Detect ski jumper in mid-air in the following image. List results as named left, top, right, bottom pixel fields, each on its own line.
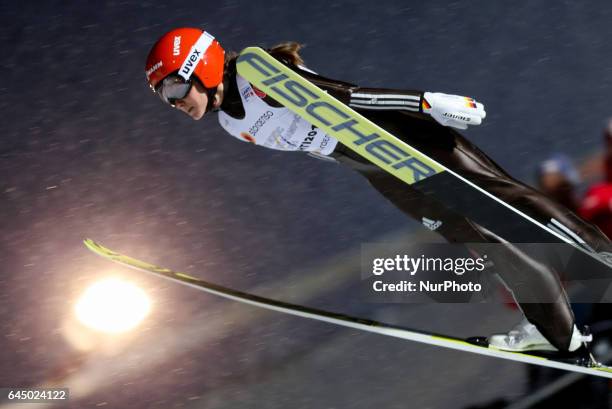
left=144, top=27, right=611, bottom=353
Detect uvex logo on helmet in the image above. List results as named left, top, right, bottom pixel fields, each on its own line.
left=180, top=49, right=203, bottom=80
left=173, top=36, right=181, bottom=56
left=176, top=31, right=216, bottom=82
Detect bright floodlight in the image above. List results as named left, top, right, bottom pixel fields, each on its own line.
left=75, top=278, right=151, bottom=334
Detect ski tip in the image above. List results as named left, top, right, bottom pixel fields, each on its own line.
left=83, top=238, right=97, bottom=250
left=83, top=238, right=108, bottom=255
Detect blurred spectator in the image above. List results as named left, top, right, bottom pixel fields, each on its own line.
left=579, top=119, right=612, bottom=239
left=536, top=153, right=581, bottom=212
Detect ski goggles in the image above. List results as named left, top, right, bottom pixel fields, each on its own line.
left=155, top=74, right=193, bottom=106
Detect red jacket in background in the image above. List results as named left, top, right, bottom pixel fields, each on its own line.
left=580, top=183, right=612, bottom=239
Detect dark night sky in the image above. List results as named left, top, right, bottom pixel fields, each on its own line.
left=2, top=1, right=612, bottom=408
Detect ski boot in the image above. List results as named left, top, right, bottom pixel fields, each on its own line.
left=488, top=318, right=593, bottom=352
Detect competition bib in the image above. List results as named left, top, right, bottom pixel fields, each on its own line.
left=218, top=74, right=337, bottom=155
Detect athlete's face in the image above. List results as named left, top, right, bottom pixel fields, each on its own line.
left=174, top=81, right=224, bottom=121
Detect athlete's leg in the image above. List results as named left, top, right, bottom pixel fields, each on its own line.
left=475, top=225, right=576, bottom=351
left=393, top=119, right=605, bottom=350
left=332, top=148, right=577, bottom=350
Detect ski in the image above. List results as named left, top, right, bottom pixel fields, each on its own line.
left=236, top=47, right=612, bottom=278
left=84, top=238, right=612, bottom=379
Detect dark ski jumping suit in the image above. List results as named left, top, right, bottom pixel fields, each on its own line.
left=219, top=52, right=612, bottom=352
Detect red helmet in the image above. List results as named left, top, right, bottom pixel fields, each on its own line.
left=145, top=28, right=225, bottom=90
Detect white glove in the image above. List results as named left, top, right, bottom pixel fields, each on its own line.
left=422, top=92, right=486, bottom=130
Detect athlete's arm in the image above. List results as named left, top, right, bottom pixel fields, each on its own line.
left=286, top=64, right=486, bottom=130
left=262, top=52, right=486, bottom=130
left=345, top=84, right=486, bottom=130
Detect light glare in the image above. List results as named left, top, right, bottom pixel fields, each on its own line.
left=75, top=278, right=151, bottom=334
